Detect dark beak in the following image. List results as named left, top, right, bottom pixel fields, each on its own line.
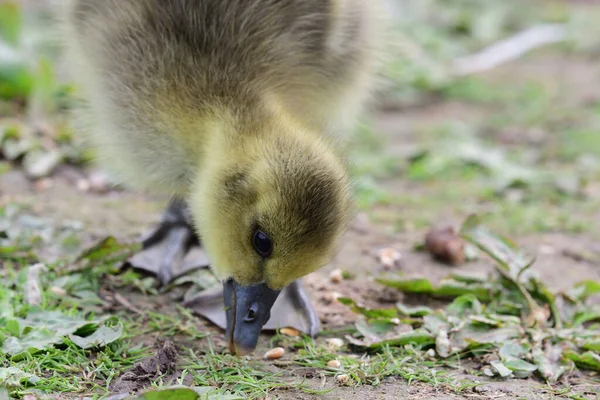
left=223, top=279, right=281, bottom=355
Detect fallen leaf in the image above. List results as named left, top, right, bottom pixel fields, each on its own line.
left=396, top=303, right=433, bottom=317
left=0, top=367, right=40, bottom=387
left=533, top=345, right=567, bottom=384
left=346, top=317, right=434, bottom=350
left=567, top=280, right=600, bottom=302
left=338, top=297, right=398, bottom=319
left=24, top=263, right=45, bottom=306
left=133, top=386, right=242, bottom=400
left=435, top=329, right=451, bottom=358
left=69, top=321, right=123, bottom=349
left=564, top=351, right=600, bottom=371
left=503, top=358, right=537, bottom=378
left=490, top=360, right=513, bottom=378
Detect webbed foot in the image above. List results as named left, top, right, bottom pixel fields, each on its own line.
left=127, top=198, right=209, bottom=286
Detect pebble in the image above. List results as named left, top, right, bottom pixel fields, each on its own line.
left=264, top=347, right=285, bottom=360
left=76, top=178, right=91, bottom=192
left=323, top=291, right=343, bottom=304
left=325, top=338, right=344, bottom=352
left=336, top=374, right=350, bottom=384
left=378, top=247, right=401, bottom=269
left=329, top=268, right=343, bottom=283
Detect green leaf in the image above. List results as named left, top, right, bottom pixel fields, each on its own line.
left=136, top=387, right=199, bottom=400
left=2, top=329, right=58, bottom=356
left=1, top=310, right=104, bottom=356
left=377, top=277, right=491, bottom=301
left=0, top=367, right=39, bottom=388
left=69, top=321, right=123, bottom=349
left=134, top=386, right=243, bottom=400
left=564, top=351, right=600, bottom=371
left=572, top=308, right=600, bottom=326
left=396, top=303, right=433, bottom=317
left=71, top=236, right=141, bottom=271
left=450, top=325, right=521, bottom=352
left=347, top=318, right=434, bottom=350
left=533, top=346, right=567, bottom=384
left=5, top=319, right=19, bottom=337
left=447, top=294, right=483, bottom=317
left=567, top=280, right=600, bottom=302
left=503, top=358, right=537, bottom=378
left=377, top=277, right=435, bottom=294
left=499, top=342, right=530, bottom=360
left=0, top=43, right=31, bottom=99
left=490, top=360, right=513, bottom=378
left=582, top=340, right=600, bottom=352
left=0, top=2, right=22, bottom=45
left=338, top=298, right=398, bottom=319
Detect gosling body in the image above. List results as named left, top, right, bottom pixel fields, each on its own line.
left=63, top=0, right=382, bottom=354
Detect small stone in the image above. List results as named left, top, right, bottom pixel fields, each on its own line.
left=23, top=149, right=62, bottom=179
left=88, top=170, right=112, bottom=193
left=264, top=347, right=285, bottom=360
left=336, top=374, right=350, bottom=384
left=76, top=178, right=90, bottom=192
left=280, top=327, right=301, bottom=337
left=424, top=225, right=465, bottom=265
left=378, top=247, right=401, bottom=269
left=325, top=338, right=344, bottom=352
left=426, top=348, right=436, bottom=358
left=323, top=291, right=343, bottom=304
left=327, top=359, right=341, bottom=368
left=329, top=268, right=343, bottom=283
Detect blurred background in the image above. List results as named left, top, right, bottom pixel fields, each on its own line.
left=2, top=0, right=600, bottom=240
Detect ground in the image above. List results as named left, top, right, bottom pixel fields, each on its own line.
left=2, top=1, right=600, bottom=399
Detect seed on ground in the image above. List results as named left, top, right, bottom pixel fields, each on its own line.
left=264, top=347, right=285, bottom=360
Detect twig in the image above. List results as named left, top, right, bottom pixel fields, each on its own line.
left=114, top=292, right=145, bottom=316
left=452, top=24, right=568, bottom=76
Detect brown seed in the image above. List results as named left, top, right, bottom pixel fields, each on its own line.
left=378, top=247, right=401, bottom=269
left=327, top=359, right=341, bottom=368
left=336, top=374, right=350, bottom=384
left=329, top=268, right=343, bottom=283
left=49, top=286, right=67, bottom=296
left=280, top=327, right=301, bottom=337
left=264, top=347, right=285, bottom=360
left=424, top=226, right=465, bottom=265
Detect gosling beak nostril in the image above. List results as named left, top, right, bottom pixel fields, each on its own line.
left=244, top=304, right=258, bottom=322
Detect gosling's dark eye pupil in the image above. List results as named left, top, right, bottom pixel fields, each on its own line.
left=252, top=230, right=273, bottom=257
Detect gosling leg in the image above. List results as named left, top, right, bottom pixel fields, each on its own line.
left=127, top=198, right=209, bottom=286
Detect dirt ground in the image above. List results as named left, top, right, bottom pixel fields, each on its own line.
left=3, top=48, right=600, bottom=398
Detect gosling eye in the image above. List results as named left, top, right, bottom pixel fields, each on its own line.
left=252, top=230, right=273, bottom=258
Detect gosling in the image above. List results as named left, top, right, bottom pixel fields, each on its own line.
left=63, top=0, right=382, bottom=355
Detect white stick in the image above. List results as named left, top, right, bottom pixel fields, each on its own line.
left=452, top=24, right=568, bottom=76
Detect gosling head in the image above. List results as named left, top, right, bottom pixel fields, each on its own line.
left=191, top=124, right=353, bottom=355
